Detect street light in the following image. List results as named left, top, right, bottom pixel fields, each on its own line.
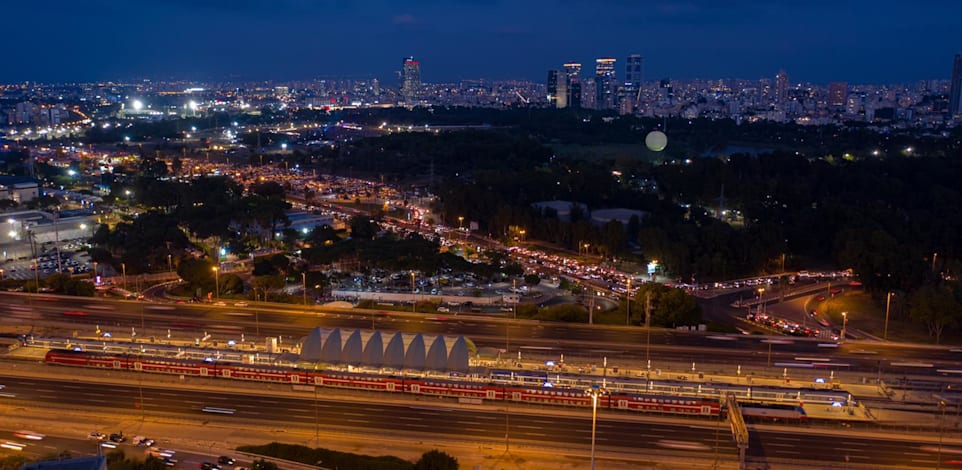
left=167, top=254, right=173, bottom=274
left=302, top=272, right=308, bottom=306
left=122, top=263, right=127, bottom=292
left=757, top=287, right=766, bottom=315
left=883, top=291, right=894, bottom=340
left=841, top=311, right=848, bottom=342
left=410, top=271, right=416, bottom=313
left=586, top=385, right=607, bottom=470
left=626, top=278, right=631, bottom=326
left=458, top=216, right=464, bottom=230
left=938, top=400, right=947, bottom=470
left=213, top=267, right=220, bottom=299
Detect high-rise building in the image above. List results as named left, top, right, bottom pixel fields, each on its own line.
left=625, top=54, right=643, bottom=93
left=774, top=69, right=789, bottom=104
left=400, top=57, right=421, bottom=104
left=595, top=57, right=616, bottom=110
left=950, top=53, right=962, bottom=117
left=547, top=70, right=560, bottom=107
left=564, top=62, right=582, bottom=108
left=582, top=77, right=597, bottom=109
left=828, top=82, right=848, bottom=107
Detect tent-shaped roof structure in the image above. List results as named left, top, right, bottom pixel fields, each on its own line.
left=298, top=328, right=471, bottom=372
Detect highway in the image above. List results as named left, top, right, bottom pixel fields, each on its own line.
left=0, top=374, right=738, bottom=462
left=4, top=292, right=962, bottom=381
left=1, top=373, right=958, bottom=468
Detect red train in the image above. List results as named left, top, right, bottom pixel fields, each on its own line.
left=43, top=349, right=721, bottom=417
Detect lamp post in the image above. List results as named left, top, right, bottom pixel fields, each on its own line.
left=410, top=271, right=416, bottom=313
left=0, top=269, right=4, bottom=281
left=883, top=292, right=894, bottom=340
left=938, top=400, right=947, bottom=470
left=33, top=258, right=39, bottom=291
left=587, top=385, right=606, bottom=470
left=626, top=278, right=631, bottom=326
left=122, top=263, right=127, bottom=292
left=302, top=272, right=308, bottom=306
left=167, top=254, right=173, bottom=274
left=841, top=311, right=847, bottom=342
left=213, top=267, right=220, bottom=299
left=757, top=287, right=766, bottom=315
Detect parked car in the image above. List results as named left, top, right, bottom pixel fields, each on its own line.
left=217, top=456, right=235, bottom=465
left=87, top=432, right=106, bottom=441
left=109, top=432, right=126, bottom=443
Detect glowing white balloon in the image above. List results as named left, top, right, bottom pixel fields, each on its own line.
left=645, top=131, right=667, bottom=152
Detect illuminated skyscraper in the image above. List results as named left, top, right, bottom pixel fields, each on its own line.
left=774, top=69, right=789, bottom=104
left=950, top=54, right=962, bottom=117
left=625, top=54, right=643, bottom=92
left=547, top=70, right=560, bottom=107
left=595, top=57, right=616, bottom=110
left=400, top=57, right=421, bottom=105
left=564, top=62, right=582, bottom=108
left=828, top=82, right=848, bottom=107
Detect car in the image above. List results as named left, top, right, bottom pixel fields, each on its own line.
left=108, top=432, right=126, bottom=443
left=13, top=431, right=43, bottom=440
left=132, top=436, right=155, bottom=446
left=233, top=302, right=248, bottom=307
left=213, top=301, right=226, bottom=307
left=63, top=311, right=88, bottom=317
left=146, top=448, right=176, bottom=458
left=162, top=458, right=178, bottom=467
left=87, top=432, right=106, bottom=441
left=217, top=456, right=235, bottom=465
left=200, top=463, right=220, bottom=470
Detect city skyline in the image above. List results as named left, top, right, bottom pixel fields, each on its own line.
left=3, top=0, right=961, bottom=85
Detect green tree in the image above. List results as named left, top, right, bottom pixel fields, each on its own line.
left=909, top=284, right=961, bottom=344
left=415, top=450, right=459, bottom=470
left=177, top=258, right=215, bottom=291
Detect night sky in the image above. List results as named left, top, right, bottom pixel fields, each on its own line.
left=5, top=0, right=961, bottom=85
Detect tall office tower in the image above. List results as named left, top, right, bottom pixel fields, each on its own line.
left=950, top=53, right=962, bottom=117
left=625, top=54, right=643, bottom=94
left=774, top=69, right=789, bottom=104
left=400, top=56, right=421, bottom=104
left=547, top=70, right=560, bottom=107
left=828, top=82, right=849, bottom=107
left=581, top=78, right=597, bottom=109
left=569, top=82, right=582, bottom=109
left=564, top=62, right=582, bottom=108
left=595, top=57, right=616, bottom=110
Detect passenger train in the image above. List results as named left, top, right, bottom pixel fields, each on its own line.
left=44, top=349, right=721, bottom=417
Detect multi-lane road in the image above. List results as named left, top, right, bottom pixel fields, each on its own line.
left=1, top=373, right=959, bottom=468
left=4, top=292, right=962, bottom=381
left=5, top=291, right=962, bottom=467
